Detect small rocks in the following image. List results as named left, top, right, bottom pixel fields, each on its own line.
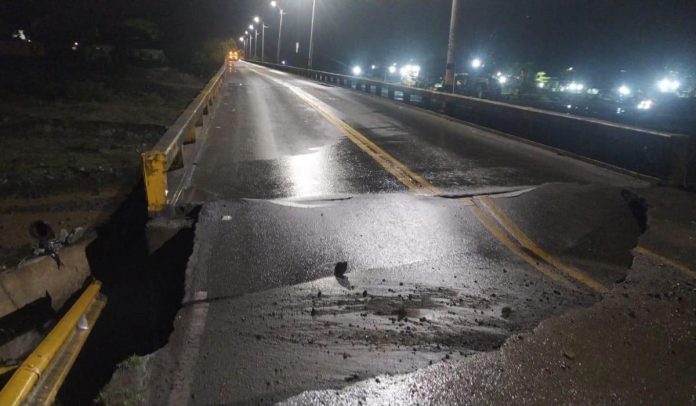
left=501, top=306, right=513, bottom=318
left=562, top=349, right=576, bottom=360
left=344, top=373, right=360, bottom=382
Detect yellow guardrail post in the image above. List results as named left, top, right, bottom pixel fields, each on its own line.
left=142, top=151, right=168, bottom=213
left=0, top=281, right=102, bottom=406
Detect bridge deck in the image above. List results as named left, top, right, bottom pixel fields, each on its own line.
left=137, top=61, right=695, bottom=405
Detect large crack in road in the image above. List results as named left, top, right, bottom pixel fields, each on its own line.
left=89, top=182, right=670, bottom=405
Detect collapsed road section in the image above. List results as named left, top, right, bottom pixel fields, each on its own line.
left=96, top=180, right=696, bottom=405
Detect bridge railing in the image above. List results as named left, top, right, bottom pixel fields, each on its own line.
left=141, top=64, right=226, bottom=213
left=248, top=60, right=694, bottom=188
left=0, top=281, right=105, bottom=406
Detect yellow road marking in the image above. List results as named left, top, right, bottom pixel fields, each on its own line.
left=246, top=63, right=607, bottom=293
left=250, top=65, right=437, bottom=194
left=476, top=196, right=608, bottom=293
left=634, top=246, right=696, bottom=279
left=463, top=198, right=578, bottom=290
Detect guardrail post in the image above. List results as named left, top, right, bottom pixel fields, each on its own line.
left=375, top=85, right=382, bottom=97
left=388, top=87, right=395, bottom=99
left=403, top=92, right=411, bottom=103
left=142, top=152, right=168, bottom=213
left=364, top=83, right=371, bottom=93
left=422, top=95, right=431, bottom=109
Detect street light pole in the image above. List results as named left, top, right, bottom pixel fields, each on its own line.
left=261, top=23, right=269, bottom=62
left=308, top=0, right=316, bottom=68
left=444, top=0, right=460, bottom=92
left=254, top=29, right=259, bottom=59
left=271, top=2, right=285, bottom=64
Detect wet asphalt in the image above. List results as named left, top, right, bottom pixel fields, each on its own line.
left=140, top=62, right=670, bottom=405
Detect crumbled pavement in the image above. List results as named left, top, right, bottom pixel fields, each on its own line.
left=280, top=257, right=696, bottom=405
left=280, top=187, right=696, bottom=405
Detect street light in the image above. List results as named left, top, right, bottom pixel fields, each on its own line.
left=352, top=66, right=362, bottom=76
left=471, top=58, right=483, bottom=69
left=444, top=0, right=461, bottom=92
left=308, top=0, right=317, bottom=68
left=271, top=1, right=286, bottom=64
left=244, top=31, right=250, bottom=56
left=618, top=85, right=631, bottom=96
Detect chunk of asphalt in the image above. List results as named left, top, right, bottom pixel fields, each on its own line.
left=334, top=261, right=348, bottom=278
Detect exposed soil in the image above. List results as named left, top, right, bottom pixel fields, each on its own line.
left=0, top=65, right=203, bottom=269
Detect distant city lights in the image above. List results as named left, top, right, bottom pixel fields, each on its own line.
left=565, top=82, right=585, bottom=93
left=399, top=64, right=421, bottom=77
left=637, top=99, right=654, bottom=110
left=657, top=78, right=680, bottom=93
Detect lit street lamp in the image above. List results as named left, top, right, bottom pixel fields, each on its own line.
left=471, top=58, right=483, bottom=69
left=248, top=25, right=256, bottom=58
left=244, top=30, right=249, bottom=56
left=252, top=16, right=270, bottom=62
left=271, top=1, right=286, bottom=64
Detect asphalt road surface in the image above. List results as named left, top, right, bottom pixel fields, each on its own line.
left=115, top=61, right=695, bottom=405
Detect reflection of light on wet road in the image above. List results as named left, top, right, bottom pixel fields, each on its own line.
left=286, top=151, right=326, bottom=197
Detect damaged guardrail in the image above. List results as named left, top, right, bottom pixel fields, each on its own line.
left=142, top=64, right=226, bottom=213
left=248, top=60, right=694, bottom=187
left=0, top=281, right=106, bottom=406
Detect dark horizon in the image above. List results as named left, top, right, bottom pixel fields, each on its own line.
left=2, top=0, right=696, bottom=79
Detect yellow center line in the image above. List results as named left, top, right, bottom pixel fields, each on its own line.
left=634, top=246, right=696, bottom=279
left=246, top=64, right=601, bottom=293
left=463, top=198, right=578, bottom=291
left=475, top=196, right=609, bottom=293
left=250, top=66, right=437, bottom=194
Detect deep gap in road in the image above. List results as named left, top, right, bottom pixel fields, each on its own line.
left=621, top=189, right=649, bottom=233
left=56, top=184, right=196, bottom=405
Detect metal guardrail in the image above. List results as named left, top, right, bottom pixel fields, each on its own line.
left=248, top=60, right=694, bottom=187
left=0, top=281, right=105, bottom=406
left=142, top=64, right=227, bottom=213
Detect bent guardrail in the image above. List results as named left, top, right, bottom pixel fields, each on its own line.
left=247, top=60, right=694, bottom=187
left=0, top=281, right=106, bottom=406
left=142, top=64, right=226, bottom=213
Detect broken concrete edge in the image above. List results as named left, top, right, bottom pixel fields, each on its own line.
left=0, top=235, right=95, bottom=319
left=145, top=216, right=194, bottom=255
left=96, top=354, right=152, bottom=406
left=278, top=187, right=696, bottom=405
left=279, top=256, right=696, bottom=405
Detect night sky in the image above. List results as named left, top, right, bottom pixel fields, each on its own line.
left=3, top=0, right=696, bottom=79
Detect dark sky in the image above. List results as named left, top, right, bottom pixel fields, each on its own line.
left=228, top=0, right=696, bottom=79
left=3, top=0, right=696, bottom=79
